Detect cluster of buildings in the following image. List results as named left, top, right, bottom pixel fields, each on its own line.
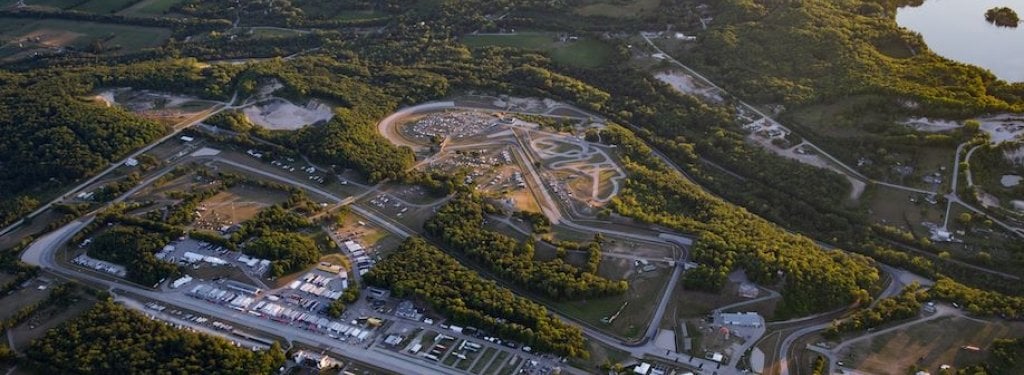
left=72, top=254, right=127, bottom=277
left=236, top=254, right=271, bottom=273
left=742, top=117, right=789, bottom=140
left=181, top=251, right=228, bottom=266
left=287, top=270, right=349, bottom=300
left=293, top=350, right=341, bottom=370
left=339, top=237, right=376, bottom=274
left=187, top=282, right=262, bottom=311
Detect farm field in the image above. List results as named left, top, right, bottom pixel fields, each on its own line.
left=0, top=17, right=170, bottom=57
left=461, top=32, right=614, bottom=68
left=73, top=0, right=137, bottom=14
left=574, top=0, right=661, bottom=18
left=117, top=0, right=183, bottom=16
left=840, top=315, right=1024, bottom=375
left=334, top=9, right=388, bottom=21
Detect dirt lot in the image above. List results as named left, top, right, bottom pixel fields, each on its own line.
left=242, top=98, right=333, bottom=130
left=841, top=316, right=1024, bottom=375
left=193, top=185, right=290, bottom=231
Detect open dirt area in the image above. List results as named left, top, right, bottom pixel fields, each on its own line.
left=193, top=186, right=290, bottom=231
left=904, top=115, right=1024, bottom=144
left=242, top=98, right=333, bottom=130
left=654, top=71, right=724, bottom=103
left=840, top=316, right=1024, bottom=375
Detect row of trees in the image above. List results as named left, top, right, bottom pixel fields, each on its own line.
left=27, top=300, right=286, bottom=374
left=364, top=238, right=589, bottom=357
left=425, top=193, right=627, bottom=300
left=825, top=284, right=926, bottom=338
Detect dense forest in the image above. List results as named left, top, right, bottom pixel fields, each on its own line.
left=27, top=300, right=286, bottom=374
left=597, top=124, right=879, bottom=316
left=365, top=237, right=589, bottom=357
left=425, top=193, right=628, bottom=300
left=0, top=71, right=168, bottom=227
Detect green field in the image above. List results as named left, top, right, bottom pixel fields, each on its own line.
left=335, top=9, right=388, bottom=21
left=574, top=0, right=662, bottom=18
left=117, top=0, right=183, bottom=16
left=462, top=32, right=554, bottom=50
left=0, top=17, right=170, bottom=54
left=461, top=32, right=614, bottom=68
left=73, top=0, right=136, bottom=13
left=244, top=27, right=309, bottom=39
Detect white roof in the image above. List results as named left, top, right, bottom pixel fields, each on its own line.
left=344, top=240, right=363, bottom=252
left=722, top=312, right=762, bottom=326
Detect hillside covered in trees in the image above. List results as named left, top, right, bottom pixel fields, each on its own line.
left=27, top=300, right=286, bottom=374
left=598, top=124, right=879, bottom=316
left=0, top=72, right=168, bottom=227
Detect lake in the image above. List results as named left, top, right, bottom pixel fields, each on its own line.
left=896, top=0, right=1024, bottom=82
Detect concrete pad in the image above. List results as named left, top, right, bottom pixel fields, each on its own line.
left=749, top=347, right=765, bottom=374
left=191, top=147, right=221, bottom=157
left=653, top=329, right=676, bottom=353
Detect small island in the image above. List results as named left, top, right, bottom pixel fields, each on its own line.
left=985, top=6, right=1020, bottom=27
